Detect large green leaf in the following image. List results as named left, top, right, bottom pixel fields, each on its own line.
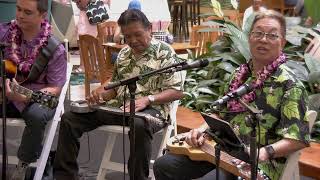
left=308, top=71, right=320, bottom=83
left=197, top=87, right=219, bottom=95
left=285, top=60, right=309, bottom=82
left=308, top=94, right=320, bottom=111
left=225, top=24, right=251, bottom=61
left=217, top=61, right=236, bottom=73
left=304, top=53, right=320, bottom=73
left=210, top=0, right=223, bottom=17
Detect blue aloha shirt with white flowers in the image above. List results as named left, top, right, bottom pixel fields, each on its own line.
left=221, top=63, right=310, bottom=180
left=108, top=38, right=184, bottom=119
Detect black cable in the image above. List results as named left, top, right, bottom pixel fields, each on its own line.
left=1, top=59, right=8, bottom=180
left=122, top=86, right=128, bottom=180
left=256, top=117, right=261, bottom=178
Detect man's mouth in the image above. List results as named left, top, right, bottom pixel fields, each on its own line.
left=256, top=46, right=269, bottom=53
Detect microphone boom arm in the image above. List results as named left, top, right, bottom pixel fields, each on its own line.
left=104, top=61, right=187, bottom=90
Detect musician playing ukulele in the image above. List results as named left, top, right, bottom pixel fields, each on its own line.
left=154, top=10, right=310, bottom=180
left=0, top=0, right=67, bottom=180
left=53, top=9, right=184, bottom=180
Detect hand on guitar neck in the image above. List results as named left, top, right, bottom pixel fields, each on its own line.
left=184, top=113, right=220, bottom=148
left=3, top=78, right=28, bottom=102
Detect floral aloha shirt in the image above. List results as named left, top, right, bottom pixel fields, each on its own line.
left=221, top=63, right=310, bottom=180
left=108, top=38, right=184, bottom=119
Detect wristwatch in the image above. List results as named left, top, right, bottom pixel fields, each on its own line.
left=147, top=95, right=155, bottom=104
left=265, top=145, right=275, bottom=159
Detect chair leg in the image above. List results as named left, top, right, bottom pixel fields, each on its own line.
left=157, top=125, right=173, bottom=158
left=97, top=133, right=118, bottom=180
left=33, top=119, right=59, bottom=180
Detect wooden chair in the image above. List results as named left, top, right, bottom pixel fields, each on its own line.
left=305, top=35, right=320, bottom=60
left=266, top=0, right=295, bottom=15
left=190, top=25, right=221, bottom=57
left=168, top=0, right=189, bottom=41
left=186, top=0, right=200, bottom=26
left=239, top=0, right=252, bottom=13
left=96, top=21, right=118, bottom=44
left=78, top=34, right=113, bottom=97
left=0, top=63, right=72, bottom=180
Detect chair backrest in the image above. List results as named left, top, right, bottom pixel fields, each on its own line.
left=279, top=110, right=318, bottom=180
left=305, top=36, right=320, bottom=60
left=190, top=25, right=221, bottom=57
left=96, top=21, right=118, bottom=44
left=79, top=34, right=113, bottom=96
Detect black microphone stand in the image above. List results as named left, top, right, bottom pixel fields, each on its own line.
left=128, top=82, right=136, bottom=180
left=205, top=127, right=245, bottom=180
left=0, top=44, right=8, bottom=180
left=238, top=99, right=263, bottom=180
left=104, top=61, right=187, bottom=180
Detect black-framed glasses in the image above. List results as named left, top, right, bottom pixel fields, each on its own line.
left=250, top=31, right=281, bottom=41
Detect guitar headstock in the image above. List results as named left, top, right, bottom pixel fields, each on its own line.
left=30, top=91, right=59, bottom=109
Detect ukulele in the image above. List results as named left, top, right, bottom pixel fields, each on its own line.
left=166, top=134, right=268, bottom=180
left=0, top=60, right=58, bottom=109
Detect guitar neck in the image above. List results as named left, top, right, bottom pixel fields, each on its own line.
left=167, top=136, right=253, bottom=180
left=9, top=82, right=33, bottom=99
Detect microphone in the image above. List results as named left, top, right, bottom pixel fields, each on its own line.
left=164, top=59, right=209, bottom=73
left=212, top=84, right=253, bottom=106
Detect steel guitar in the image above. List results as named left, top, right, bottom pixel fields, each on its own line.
left=70, top=100, right=167, bottom=127
left=166, top=134, right=269, bottom=180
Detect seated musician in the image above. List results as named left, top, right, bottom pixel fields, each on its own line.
left=153, top=10, right=310, bottom=180
left=53, top=9, right=184, bottom=180
left=0, top=0, right=67, bottom=180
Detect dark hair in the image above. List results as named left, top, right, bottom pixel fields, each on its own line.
left=117, top=9, right=151, bottom=29
left=34, top=0, right=48, bottom=14
left=250, top=10, right=286, bottom=37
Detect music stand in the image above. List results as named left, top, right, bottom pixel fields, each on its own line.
left=201, top=113, right=249, bottom=180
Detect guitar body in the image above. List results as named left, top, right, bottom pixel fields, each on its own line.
left=166, top=135, right=267, bottom=180
left=4, top=59, right=28, bottom=83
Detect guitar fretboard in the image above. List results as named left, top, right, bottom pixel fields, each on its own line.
left=10, top=82, right=33, bottom=99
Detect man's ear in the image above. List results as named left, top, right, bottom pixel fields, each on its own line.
left=281, top=38, right=287, bottom=49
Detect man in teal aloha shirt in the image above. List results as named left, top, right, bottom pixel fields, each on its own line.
left=53, top=9, right=184, bottom=180
left=153, top=10, right=310, bottom=180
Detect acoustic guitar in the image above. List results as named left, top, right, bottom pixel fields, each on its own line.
left=0, top=60, right=58, bottom=109
left=166, top=134, right=268, bottom=180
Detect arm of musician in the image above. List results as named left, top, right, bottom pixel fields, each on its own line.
left=122, top=89, right=184, bottom=112
left=259, top=138, right=307, bottom=162
left=40, top=86, right=62, bottom=96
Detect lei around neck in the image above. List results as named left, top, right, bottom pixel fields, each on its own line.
left=7, top=19, right=51, bottom=76
left=227, top=53, right=287, bottom=112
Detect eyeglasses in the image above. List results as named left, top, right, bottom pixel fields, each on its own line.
left=250, top=31, right=281, bottom=41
